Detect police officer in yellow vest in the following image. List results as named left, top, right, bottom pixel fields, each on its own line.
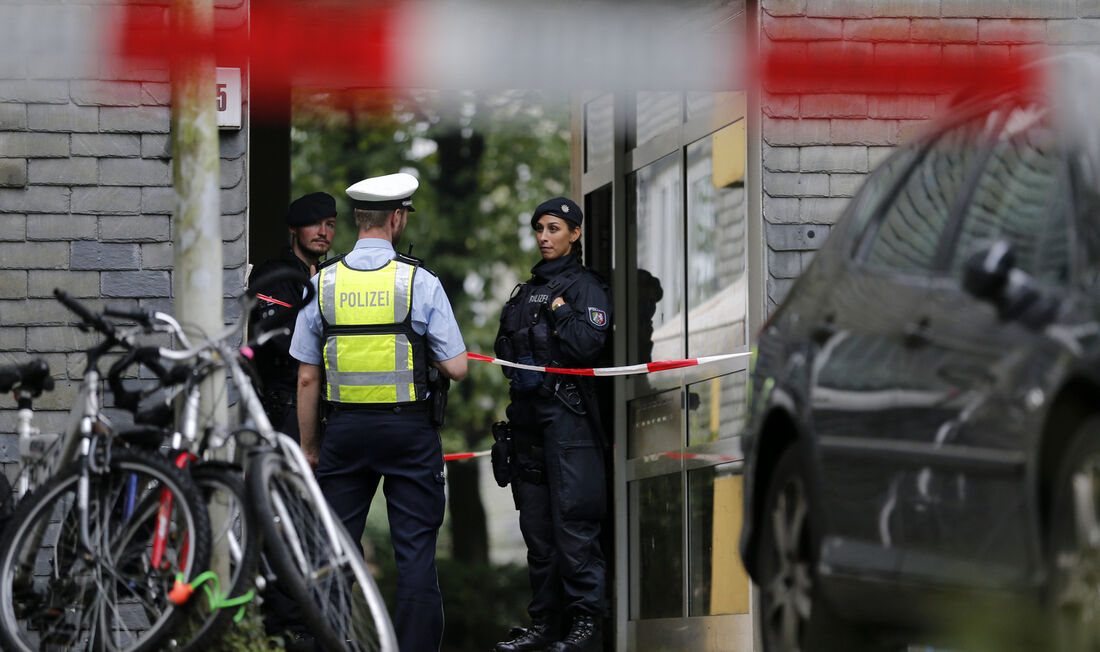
left=290, top=172, right=468, bottom=652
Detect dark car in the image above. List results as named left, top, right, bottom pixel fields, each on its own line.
left=740, top=56, right=1100, bottom=652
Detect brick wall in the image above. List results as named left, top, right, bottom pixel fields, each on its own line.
left=759, top=0, right=1100, bottom=311
left=0, top=0, right=248, bottom=465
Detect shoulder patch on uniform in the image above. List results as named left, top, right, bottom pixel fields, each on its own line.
left=587, top=307, right=608, bottom=327
left=317, top=254, right=344, bottom=271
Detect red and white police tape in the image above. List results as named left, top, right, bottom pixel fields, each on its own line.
left=256, top=293, right=292, bottom=308
left=443, top=450, right=742, bottom=463
left=466, top=351, right=751, bottom=377
left=441, top=351, right=752, bottom=462
left=443, top=450, right=493, bottom=462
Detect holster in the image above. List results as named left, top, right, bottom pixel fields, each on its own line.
left=428, top=367, right=450, bottom=427
left=491, top=420, right=512, bottom=488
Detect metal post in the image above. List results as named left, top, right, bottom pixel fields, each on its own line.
left=171, top=0, right=224, bottom=418
left=171, top=0, right=228, bottom=579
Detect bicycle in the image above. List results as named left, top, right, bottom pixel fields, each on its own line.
left=94, top=267, right=397, bottom=651
left=0, top=358, right=55, bottom=528
left=98, top=316, right=261, bottom=652
left=0, top=291, right=213, bottom=652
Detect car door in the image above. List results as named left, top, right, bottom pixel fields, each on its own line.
left=812, top=113, right=997, bottom=578
left=898, top=106, right=1072, bottom=588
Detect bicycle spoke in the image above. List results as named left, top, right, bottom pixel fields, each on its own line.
left=265, top=463, right=382, bottom=651
left=0, top=451, right=209, bottom=652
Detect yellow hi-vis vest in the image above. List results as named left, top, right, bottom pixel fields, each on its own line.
left=317, top=256, right=429, bottom=404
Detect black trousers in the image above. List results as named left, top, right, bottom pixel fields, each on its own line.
left=508, top=394, right=607, bottom=619
left=316, top=408, right=447, bottom=652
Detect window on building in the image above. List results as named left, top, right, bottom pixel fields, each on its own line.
left=630, top=472, right=683, bottom=620
left=687, top=371, right=747, bottom=446
left=688, top=462, right=749, bottom=616
left=613, top=66, right=753, bottom=639
left=585, top=95, right=614, bottom=172
left=635, top=92, right=682, bottom=148
left=631, top=152, right=684, bottom=363
left=686, top=121, right=748, bottom=357
left=686, top=91, right=743, bottom=124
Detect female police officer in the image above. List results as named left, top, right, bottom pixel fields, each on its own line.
left=493, top=197, right=611, bottom=652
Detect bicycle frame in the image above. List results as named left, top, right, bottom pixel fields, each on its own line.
left=218, top=321, right=398, bottom=651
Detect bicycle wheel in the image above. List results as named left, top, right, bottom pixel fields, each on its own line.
left=163, top=462, right=259, bottom=652
left=247, top=450, right=396, bottom=652
left=0, top=448, right=211, bottom=652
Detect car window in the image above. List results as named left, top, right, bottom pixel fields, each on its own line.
left=861, top=115, right=992, bottom=275
left=839, top=147, right=919, bottom=249
left=947, top=107, right=1070, bottom=284
left=1076, top=169, right=1100, bottom=289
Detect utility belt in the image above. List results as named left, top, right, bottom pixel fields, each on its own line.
left=325, top=367, right=449, bottom=427
left=509, top=375, right=587, bottom=417
left=326, top=400, right=428, bottom=416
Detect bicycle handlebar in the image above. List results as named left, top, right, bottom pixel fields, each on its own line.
left=107, top=346, right=174, bottom=412
left=0, top=358, right=54, bottom=396
left=54, top=288, right=113, bottom=337
left=103, top=305, right=153, bottom=328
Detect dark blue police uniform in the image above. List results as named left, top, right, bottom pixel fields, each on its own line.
left=495, top=248, right=612, bottom=652
left=250, top=191, right=337, bottom=648
left=248, top=247, right=311, bottom=439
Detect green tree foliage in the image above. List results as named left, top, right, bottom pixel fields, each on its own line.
left=290, top=89, right=571, bottom=565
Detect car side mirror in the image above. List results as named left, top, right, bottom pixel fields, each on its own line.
left=962, top=240, right=1058, bottom=330
left=962, top=240, right=1014, bottom=302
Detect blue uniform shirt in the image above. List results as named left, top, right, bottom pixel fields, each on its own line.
left=290, top=238, right=467, bottom=366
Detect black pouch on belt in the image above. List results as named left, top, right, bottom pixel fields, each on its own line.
left=428, top=367, right=450, bottom=427
left=490, top=421, right=512, bottom=487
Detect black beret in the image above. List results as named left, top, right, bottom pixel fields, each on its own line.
left=287, top=192, right=337, bottom=227
left=530, top=197, right=583, bottom=229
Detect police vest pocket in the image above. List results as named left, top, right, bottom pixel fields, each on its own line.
left=554, top=383, right=586, bottom=416
left=558, top=441, right=606, bottom=521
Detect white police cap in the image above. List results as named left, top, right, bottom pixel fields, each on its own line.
left=346, top=172, right=418, bottom=212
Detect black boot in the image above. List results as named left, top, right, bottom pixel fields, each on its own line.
left=495, top=616, right=559, bottom=652
left=548, top=614, right=599, bottom=652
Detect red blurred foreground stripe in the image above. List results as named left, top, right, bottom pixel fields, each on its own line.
left=111, top=4, right=1047, bottom=113
left=760, top=46, right=1044, bottom=97
left=115, top=0, right=400, bottom=87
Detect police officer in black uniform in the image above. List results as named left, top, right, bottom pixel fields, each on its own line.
left=247, top=191, right=336, bottom=442
left=247, top=191, right=336, bottom=650
left=494, top=197, right=611, bottom=652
